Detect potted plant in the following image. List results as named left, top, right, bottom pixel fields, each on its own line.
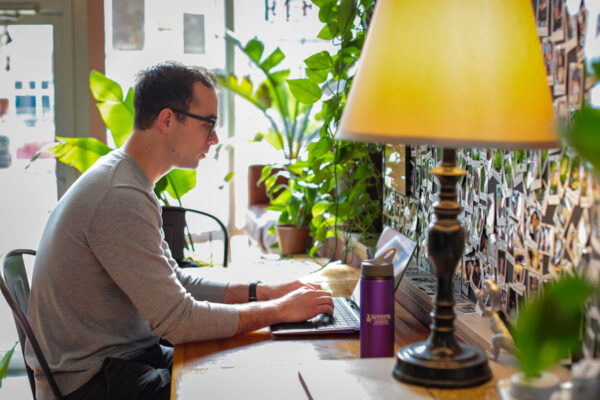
left=284, top=0, right=383, bottom=260
left=215, top=32, right=323, bottom=254
left=260, top=162, right=321, bottom=256
left=32, top=71, right=199, bottom=265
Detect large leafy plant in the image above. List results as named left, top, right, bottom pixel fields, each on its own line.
left=35, top=71, right=196, bottom=205
left=216, top=31, right=320, bottom=162
left=285, top=0, right=382, bottom=256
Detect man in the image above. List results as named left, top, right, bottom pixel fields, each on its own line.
left=27, top=62, right=333, bottom=400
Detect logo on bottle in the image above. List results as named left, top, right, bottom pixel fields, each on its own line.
left=366, top=313, right=391, bottom=326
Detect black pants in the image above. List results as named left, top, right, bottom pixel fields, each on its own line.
left=65, top=344, right=172, bottom=400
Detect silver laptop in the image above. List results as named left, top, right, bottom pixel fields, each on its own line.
left=270, top=227, right=416, bottom=336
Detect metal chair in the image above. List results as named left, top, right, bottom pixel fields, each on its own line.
left=1, top=249, right=64, bottom=399
left=162, top=206, right=229, bottom=267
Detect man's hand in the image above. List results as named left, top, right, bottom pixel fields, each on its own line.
left=258, top=280, right=322, bottom=301
left=272, top=286, right=334, bottom=323
left=235, top=286, right=334, bottom=334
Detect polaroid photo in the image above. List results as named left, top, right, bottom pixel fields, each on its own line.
left=542, top=38, right=554, bottom=85
left=566, top=224, right=582, bottom=266
left=568, top=62, right=584, bottom=111
left=497, top=187, right=508, bottom=227
left=567, top=156, right=582, bottom=198
left=471, top=160, right=481, bottom=203
left=565, top=11, right=579, bottom=51
left=527, top=245, right=544, bottom=275
left=538, top=224, right=555, bottom=256
left=578, top=208, right=591, bottom=247
left=514, top=246, right=526, bottom=269
left=526, top=150, right=543, bottom=191
left=559, top=150, right=571, bottom=190
left=546, top=155, right=562, bottom=204
left=551, top=0, right=565, bottom=41
left=506, top=258, right=515, bottom=285
left=526, top=206, right=542, bottom=246
left=579, top=167, right=593, bottom=208
left=486, top=195, right=496, bottom=234
left=483, top=263, right=497, bottom=285
left=554, top=45, right=567, bottom=96
left=554, top=192, right=575, bottom=231
left=479, top=230, right=489, bottom=263
left=503, top=156, right=514, bottom=189
left=488, top=234, right=498, bottom=267
left=507, top=286, right=518, bottom=317
left=527, top=272, right=542, bottom=300
left=551, top=236, right=565, bottom=273
left=498, top=250, right=507, bottom=284
left=577, top=7, right=587, bottom=58
left=509, top=190, right=525, bottom=222
left=554, top=95, right=569, bottom=130
left=471, top=259, right=482, bottom=290
left=537, top=0, right=550, bottom=36
left=516, top=288, right=526, bottom=315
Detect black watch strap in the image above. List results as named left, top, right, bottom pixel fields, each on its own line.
left=249, top=280, right=262, bottom=302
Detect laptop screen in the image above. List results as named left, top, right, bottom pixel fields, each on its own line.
left=349, top=227, right=417, bottom=307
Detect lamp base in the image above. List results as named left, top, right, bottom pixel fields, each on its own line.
left=393, top=341, right=492, bottom=388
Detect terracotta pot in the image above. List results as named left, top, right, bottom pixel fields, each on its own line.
left=276, top=225, right=310, bottom=256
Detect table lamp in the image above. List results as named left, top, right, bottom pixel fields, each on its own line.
left=338, top=0, right=558, bottom=388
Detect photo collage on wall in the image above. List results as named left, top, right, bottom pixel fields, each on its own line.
left=382, top=0, right=600, bottom=357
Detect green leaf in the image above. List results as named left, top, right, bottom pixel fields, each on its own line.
left=160, top=169, right=197, bottom=203
left=97, top=102, right=134, bottom=148
left=317, top=24, right=334, bottom=40
left=261, top=48, right=286, bottom=72
left=270, top=70, right=291, bottom=87
left=564, top=106, right=600, bottom=174
left=337, top=0, right=355, bottom=34
left=46, top=137, right=112, bottom=173
left=307, top=137, right=333, bottom=160
left=224, top=171, right=234, bottom=182
left=272, top=188, right=293, bottom=206
left=312, top=200, right=331, bottom=216
left=287, top=79, right=322, bottom=105
left=512, top=275, right=594, bottom=378
left=0, top=342, right=17, bottom=387
left=306, top=68, right=329, bottom=84
left=89, top=70, right=123, bottom=103
left=305, top=51, right=333, bottom=70
left=317, top=1, right=335, bottom=23
left=244, top=39, right=264, bottom=64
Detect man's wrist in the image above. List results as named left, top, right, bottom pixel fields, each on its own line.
left=248, top=280, right=262, bottom=302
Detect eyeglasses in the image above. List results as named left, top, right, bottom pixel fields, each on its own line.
left=169, top=107, right=217, bottom=139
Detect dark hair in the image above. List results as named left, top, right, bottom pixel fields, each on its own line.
left=133, top=61, right=217, bottom=130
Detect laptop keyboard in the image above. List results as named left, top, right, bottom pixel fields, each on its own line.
left=309, top=298, right=359, bottom=329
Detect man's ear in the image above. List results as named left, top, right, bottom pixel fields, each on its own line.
left=156, top=108, right=175, bottom=133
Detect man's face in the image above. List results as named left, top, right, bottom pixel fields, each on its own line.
left=170, top=82, right=219, bottom=169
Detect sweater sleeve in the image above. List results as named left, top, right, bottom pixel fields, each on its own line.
left=88, top=187, right=239, bottom=344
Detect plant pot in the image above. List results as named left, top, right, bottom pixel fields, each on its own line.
left=508, top=371, right=560, bottom=400
left=276, top=225, right=310, bottom=256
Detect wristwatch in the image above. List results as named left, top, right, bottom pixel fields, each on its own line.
left=249, top=280, right=262, bottom=302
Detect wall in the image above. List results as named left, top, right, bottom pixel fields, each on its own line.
left=382, top=1, right=600, bottom=358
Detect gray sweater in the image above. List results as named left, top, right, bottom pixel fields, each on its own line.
left=26, top=150, right=239, bottom=399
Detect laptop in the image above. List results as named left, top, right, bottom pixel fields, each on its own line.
left=270, top=227, right=417, bottom=336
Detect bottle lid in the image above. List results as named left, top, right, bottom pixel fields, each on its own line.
left=361, top=247, right=395, bottom=278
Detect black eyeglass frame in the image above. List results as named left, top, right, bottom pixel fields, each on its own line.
left=169, top=107, right=217, bottom=139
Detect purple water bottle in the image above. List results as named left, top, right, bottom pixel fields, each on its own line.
left=360, top=248, right=396, bottom=358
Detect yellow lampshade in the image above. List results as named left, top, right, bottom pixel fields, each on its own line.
left=339, top=0, right=558, bottom=149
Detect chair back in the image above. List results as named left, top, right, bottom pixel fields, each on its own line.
left=1, top=249, right=64, bottom=399
left=162, top=206, right=229, bottom=267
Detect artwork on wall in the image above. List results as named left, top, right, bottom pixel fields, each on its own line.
left=112, top=0, right=145, bottom=51
left=382, top=0, right=600, bottom=358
